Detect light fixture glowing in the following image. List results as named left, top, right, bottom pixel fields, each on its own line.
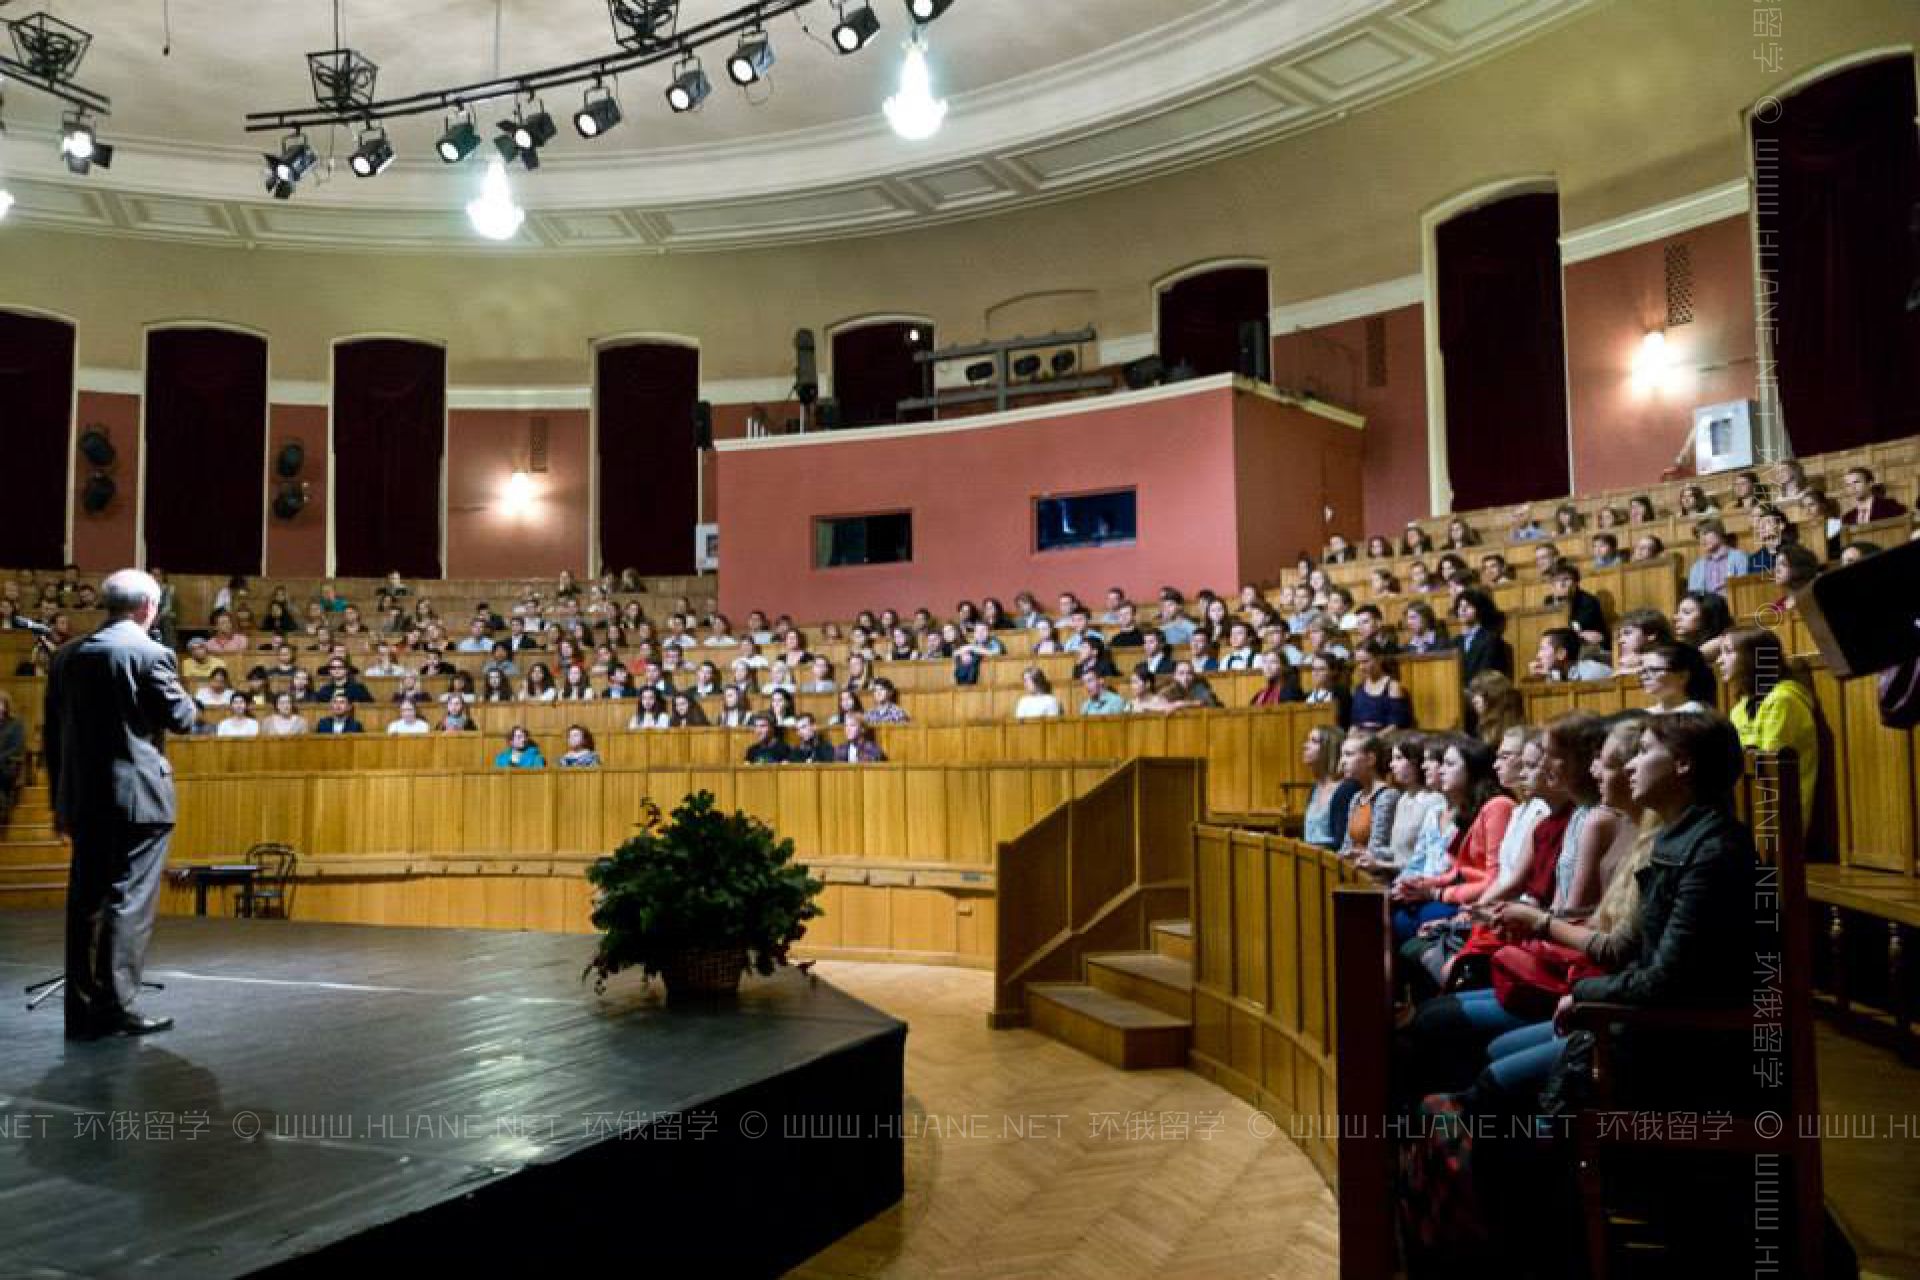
left=503, top=468, right=535, bottom=513
left=348, top=126, right=395, bottom=178
left=666, top=58, right=711, bottom=111
left=904, top=0, right=954, bottom=23
left=60, top=113, right=113, bottom=175
left=727, top=29, right=774, bottom=85
left=1629, top=330, right=1683, bottom=397
left=884, top=36, right=947, bottom=140
left=574, top=86, right=623, bottom=137
left=466, top=156, right=526, bottom=241
left=0, top=187, right=13, bottom=221
left=437, top=111, right=482, bottom=162
left=833, top=3, right=881, bottom=52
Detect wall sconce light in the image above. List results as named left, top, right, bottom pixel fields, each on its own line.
left=1630, top=329, right=1683, bottom=397
left=502, top=467, right=535, bottom=515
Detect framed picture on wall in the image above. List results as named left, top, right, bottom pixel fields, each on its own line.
left=695, top=523, right=719, bottom=571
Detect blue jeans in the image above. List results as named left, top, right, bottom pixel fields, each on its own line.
left=1482, top=1020, right=1565, bottom=1104
left=1392, top=899, right=1459, bottom=943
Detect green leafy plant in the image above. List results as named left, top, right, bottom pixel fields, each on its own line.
left=583, top=792, right=824, bottom=994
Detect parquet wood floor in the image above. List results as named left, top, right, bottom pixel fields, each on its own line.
left=789, top=963, right=1339, bottom=1280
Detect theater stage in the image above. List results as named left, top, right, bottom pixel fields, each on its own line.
left=0, top=912, right=905, bottom=1277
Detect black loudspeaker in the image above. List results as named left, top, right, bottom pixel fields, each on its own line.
left=1122, top=355, right=1165, bottom=390
left=81, top=473, right=116, bottom=514
left=78, top=427, right=115, bottom=467
left=1799, top=538, right=1920, bottom=677
left=276, top=442, right=306, bottom=479
left=692, top=400, right=714, bottom=450
left=794, top=329, right=819, bottom=405
left=1237, top=318, right=1271, bottom=382
left=272, top=482, right=309, bottom=520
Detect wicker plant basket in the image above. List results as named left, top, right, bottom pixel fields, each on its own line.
left=661, top=947, right=749, bottom=999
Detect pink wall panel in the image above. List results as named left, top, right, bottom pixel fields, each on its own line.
left=445, top=408, right=592, bottom=580
left=1563, top=213, right=1759, bottom=493
left=70, top=391, right=139, bottom=572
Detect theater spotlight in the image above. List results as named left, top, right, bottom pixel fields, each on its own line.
left=964, top=361, right=994, bottom=385
left=1050, top=350, right=1076, bottom=376
left=348, top=125, right=395, bottom=178
left=727, top=28, right=774, bottom=85
left=905, top=0, right=954, bottom=23
left=833, top=3, right=881, bottom=53
left=1012, top=355, right=1042, bottom=380
left=513, top=105, right=558, bottom=151
left=574, top=85, right=623, bottom=137
left=263, top=131, right=317, bottom=197
left=60, top=112, right=113, bottom=175
left=437, top=110, right=482, bottom=162
left=666, top=57, right=711, bottom=112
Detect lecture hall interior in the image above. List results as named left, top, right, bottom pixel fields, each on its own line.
left=2, top=0, right=1919, bottom=1275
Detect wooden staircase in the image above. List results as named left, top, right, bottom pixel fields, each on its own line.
left=1026, top=919, right=1194, bottom=1070
left=1, top=784, right=67, bottom=910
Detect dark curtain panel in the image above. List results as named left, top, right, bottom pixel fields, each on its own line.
left=0, top=311, right=75, bottom=568
left=144, top=328, right=267, bottom=575
left=1753, top=56, right=1920, bottom=454
left=832, top=322, right=933, bottom=427
left=596, top=342, right=699, bottom=576
left=1157, top=266, right=1269, bottom=377
left=1437, top=192, right=1570, bottom=510
left=333, top=339, right=446, bottom=579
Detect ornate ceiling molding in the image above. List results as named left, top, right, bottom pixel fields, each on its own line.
left=0, top=0, right=1598, bottom=253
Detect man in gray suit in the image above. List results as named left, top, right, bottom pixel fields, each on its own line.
left=45, top=569, right=200, bottom=1039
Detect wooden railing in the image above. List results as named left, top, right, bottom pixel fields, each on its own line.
left=989, top=758, right=1204, bottom=1027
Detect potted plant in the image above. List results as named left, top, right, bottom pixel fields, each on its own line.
left=584, top=792, right=823, bottom=1001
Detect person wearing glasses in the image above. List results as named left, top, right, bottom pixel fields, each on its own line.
left=1638, top=642, right=1715, bottom=714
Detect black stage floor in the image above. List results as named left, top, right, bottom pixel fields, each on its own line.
left=0, top=911, right=905, bottom=1277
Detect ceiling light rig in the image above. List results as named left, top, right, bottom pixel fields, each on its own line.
left=348, top=124, right=395, bottom=177
left=884, top=31, right=947, bottom=141
left=725, top=26, right=775, bottom=86
left=573, top=83, right=623, bottom=138
left=665, top=56, right=712, bottom=113
left=904, top=0, right=955, bottom=24
left=832, top=3, right=881, bottom=53
left=436, top=109, right=482, bottom=163
left=262, top=131, right=318, bottom=199
left=1, top=10, right=115, bottom=176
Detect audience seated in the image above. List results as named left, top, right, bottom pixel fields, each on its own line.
left=494, top=725, right=545, bottom=768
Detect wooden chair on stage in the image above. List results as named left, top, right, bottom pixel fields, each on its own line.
left=1563, top=751, right=1845, bottom=1277
left=241, top=843, right=298, bottom=920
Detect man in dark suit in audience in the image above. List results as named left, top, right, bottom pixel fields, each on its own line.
left=315, top=657, right=373, bottom=704
left=314, top=694, right=365, bottom=735
left=787, top=714, right=835, bottom=764
left=46, top=569, right=199, bottom=1039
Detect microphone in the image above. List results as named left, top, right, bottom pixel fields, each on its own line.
left=12, top=618, right=54, bottom=637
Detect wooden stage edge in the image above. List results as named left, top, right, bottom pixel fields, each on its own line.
left=0, top=912, right=905, bottom=1278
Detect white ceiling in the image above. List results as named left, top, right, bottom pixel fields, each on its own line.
left=0, top=0, right=1599, bottom=250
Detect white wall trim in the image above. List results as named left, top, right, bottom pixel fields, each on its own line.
left=701, top=377, right=793, bottom=405
left=75, top=366, right=143, bottom=396
left=76, top=368, right=801, bottom=410
left=1558, top=180, right=1751, bottom=265
left=1268, top=274, right=1425, bottom=334
left=713, top=373, right=1358, bottom=453
left=446, top=385, right=591, bottom=411
left=1097, top=333, right=1156, bottom=368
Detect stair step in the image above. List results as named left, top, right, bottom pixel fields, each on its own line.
left=0, top=823, right=58, bottom=842
left=1151, top=918, right=1193, bottom=962
left=0, top=864, right=68, bottom=887
left=1026, top=982, right=1190, bottom=1070
left=0, top=886, right=69, bottom=910
left=1086, top=951, right=1192, bottom=1019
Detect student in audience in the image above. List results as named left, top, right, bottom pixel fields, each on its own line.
left=716, top=684, right=754, bottom=728
left=216, top=693, right=260, bottom=738
left=1611, top=609, right=1674, bottom=679
left=1527, top=541, right=1559, bottom=581
left=261, top=691, right=308, bottom=737
left=1838, top=540, right=1883, bottom=565
left=1547, top=561, right=1608, bottom=649
left=1771, top=458, right=1812, bottom=502
left=953, top=622, right=1005, bottom=686
left=1796, top=488, right=1844, bottom=557
left=829, top=689, right=865, bottom=728
left=1325, top=534, right=1357, bottom=564
left=836, top=713, right=887, bottom=763
left=558, top=724, right=601, bottom=768
left=180, top=637, right=226, bottom=685
left=1453, top=589, right=1512, bottom=686
left=1301, top=725, right=1357, bottom=852
left=206, top=609, right=250, bottom=657
left=1079, top=671, right=1127, bottom=715
left=559, top=663, right=597, bottom=701
left=1532, top=627, right=1614, bottom=682
left=1742, top=503, right=1791, bottom=576
left=314, top=694, right=364, bottom=735
left=1337, top=730, right=1401, bottom=865
left=743, top=715, right=788, bottom=764
left=1389, top=735, right=1513, bottom=938
left=1014, top=668, right=1063, bottom=720
left=1685, top=518, right=1749, bottom=593
left=1399, top=601, right=1448, bottom=655
left=1349, top=641, right=1411, bottom=730
left=1369, top=569, right=1403, bottom=602
left=1718, top=627, right=1818, bottom=824
left=1769, top=542, right=1822, bottom=610
left=1124, top=670, right=1163, bottom=714
left=387, top=699, right=431, bottom=735
left=1477, top=553, right=1516, bottom=586
left=1672, top=590, right=1732, bottom=648
left=1640, top=642, right=1715, bottom=713
left=1160, top=660, right=1221, bottom=712
left=1631, top=532, right=1666, bottom=562
left=865, top=677, right=910, bottom=724
left=317, top=657, right=373, bottom=704
left=364, top=643, right=409, bottom=679
left=668, top=691, right=710, bottom=727
left=782, top=713, right=833, bottom=763
left=629, top=686, right=672, bottom=730
left=494, top=725, right=545, bottom=769
left=1676, top=483, right=1716, bottom=519
left=482, top=642, right=520, bottom=682
left=1249, top=651, right=1302, bottom=706
left=1551, top=502, right=1583, bottom=535
left=1403, top=523, right=1436, bottom=557
left=1593, top=503, right=1624, bottom=530
left=1505, top=504, right=1548, bottom=542
left=766, top=688, right=798, bottom=727
left=1586, top=531, right=1622, bottom=570
left=1467, top=671, right=1524, bottom=746
left=521, top=663, right=558, bottom=702
left=1473, top=726, right=1552, bottom=903
left=480, top=667, right=515, bottom=703
left=1842, top=466, right=1908, bottom=524
left=1366, top=535, right=1395, bottom=560
left=1357, top=732, right=1447, bottom=875
left=195, top=667, right=236, bottom=710
left=1072, top=635, right=1119, bottom=681
left=1625, top=493, right=1658, bottom=525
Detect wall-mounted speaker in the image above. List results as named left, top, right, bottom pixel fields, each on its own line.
left=272, top=481, right=310, bottom=520
left=81, top=473, right=117, bottom=515
left=78, top=426, right=116, bottom=467
left=275, top=441, right=306, bottom=479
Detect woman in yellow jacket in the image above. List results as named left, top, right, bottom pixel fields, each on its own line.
left=1716, top=626, right=1819, bottom=828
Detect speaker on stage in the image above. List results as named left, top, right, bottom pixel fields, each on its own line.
left=1237, top=318, right=1271, bottom=383
left=693, top=400, right=714, bottom=450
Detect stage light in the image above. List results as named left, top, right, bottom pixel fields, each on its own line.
left=727, top=29, right=774, bottom=85
left=60, top=113, right=113, bottom=175
left=833, top=3, right=881, bottom=53
left=964, top=361, right=994, bottom=384
left=1051, top=350, right=1076, bottom=376
left=904, top=0, right=954, bottom=24
left=666, top=58, right=711, bottom=112
left=0, top=188, right=14, bottom=221
left=1012, top=355, right=1041, bottom=380
left=466, top=156, right=526, bottom=241
left=513, top=106, right=557, bottom=151
left=265, top=132, right=318, bottom=184
left=437, top=111, right=481, bottom=162
left=348, top=126, right=395, bottom=178
left=574, top=86, right=623, bottom=138
left=884, top=35, right=946, bottom=140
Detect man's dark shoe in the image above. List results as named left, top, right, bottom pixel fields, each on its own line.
left=109, top=1013, right=173, bottom=1036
